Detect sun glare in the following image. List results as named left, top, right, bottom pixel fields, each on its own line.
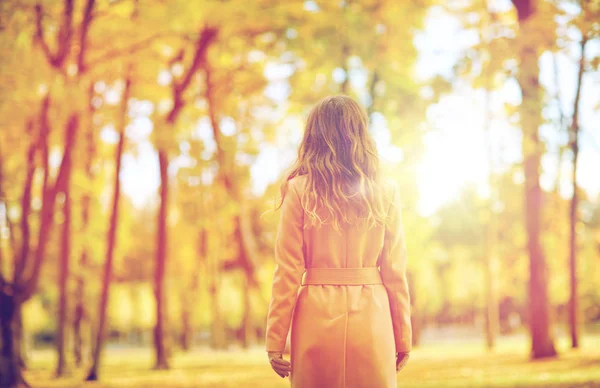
left=416, top=94, right=490, bottom=216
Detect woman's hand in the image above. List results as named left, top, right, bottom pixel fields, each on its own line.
left=396, top=352, right=410, bottom=372
left=268, top=351, right=291, bottom=378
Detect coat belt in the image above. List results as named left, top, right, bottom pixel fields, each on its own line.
left=302, top=267, right=382, bottom=285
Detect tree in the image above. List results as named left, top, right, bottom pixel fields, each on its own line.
left=567, top=36, right=586, bottom=349
left=86, top=69, right=132, bottom=381
left=203, top=62, right=266, bottom=347
left=34, top=0, right=97, bottom=378
left=74, top=83, right=98, bottom=367
left=511, top=0, right=557, bottom=359
left=566, top=0, right=599, bottom=349
left=153, top=25, right=218, bottom=369
left=56, top=121, right=75, bottom=377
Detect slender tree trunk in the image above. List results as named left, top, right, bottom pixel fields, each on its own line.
left=483, top=89, right=499, bottom=350
left=407, top=271, right=420, bottom=347
left=551, top=54, right=567, bottom=196
left=73, top=302, right=84, bottom=366
left=481, top=0, right=498, bottom=350
left=512, top=0, right=556, bottom=359
left=233, top=213, right=256, bottom=348
left=13, top=120, right=37, bottom=285
left=208, top=230, right=225, bottom=350
left=204, top=69, right=264, bottom=340
left=210, top=283, right=226, bottom=350
left=154, top=149, right=170, bottom=370
left=74, top=83, right=96, bottom=366
left=56, top=178, right=72, bottom=376
left=151, top=27, right=217, bottom=368
left=240, top=272, right=253, bottom=348
left=179, top=225, right=207, bottom=351
left=367, top=70, right=379, bottom=117
left=568, top=133, right=579, bottom=349
left=568, top=37, right=587, bottom=349
left=180, top=302, right=191, bottom=351
left=86, top=74, right=131, bottom=381
left=340, top=42, right=350, bottom=94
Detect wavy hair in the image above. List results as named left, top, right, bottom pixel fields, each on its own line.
left=279, top=95, right=387, bottom=231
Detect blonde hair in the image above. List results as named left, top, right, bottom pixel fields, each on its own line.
left=279, top=95, right=387, bottom=231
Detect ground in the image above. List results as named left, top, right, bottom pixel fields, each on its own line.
left=24, top=334, right=600, bottom=388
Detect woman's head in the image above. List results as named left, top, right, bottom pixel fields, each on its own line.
left=281, top=95, right=386, bottom=230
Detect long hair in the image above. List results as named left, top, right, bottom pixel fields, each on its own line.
left=279, top=95, right=387, bottom=231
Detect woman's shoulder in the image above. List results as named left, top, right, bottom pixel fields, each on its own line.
left=287, top=174, right=307, bottom=192
left=380, top=179, right=399, bottom=203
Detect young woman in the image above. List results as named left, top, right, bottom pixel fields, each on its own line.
left=265, top=95, right=412, bottom=387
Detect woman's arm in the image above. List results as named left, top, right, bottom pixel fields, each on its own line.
left=380, top=183, right=412, bottom=354
left=265, top=180, right=305, bottom=353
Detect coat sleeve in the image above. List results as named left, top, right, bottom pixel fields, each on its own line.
left=265, top=180, right=305, bottom=352
left=379, top=183, right=412, bottom=353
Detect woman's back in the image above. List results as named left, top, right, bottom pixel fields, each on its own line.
left=265, top=96, right=411, bottom=388
left=293, top=174, right=390, bottom=270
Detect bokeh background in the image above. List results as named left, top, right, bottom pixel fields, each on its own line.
left=1, top=0, right=599, bottom=387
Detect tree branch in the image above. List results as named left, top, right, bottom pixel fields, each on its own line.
left=13, top=120, right=37, bottom=285
left=55, top=0, right=74, bottom=67
left=77, top=0, right=96, bottom=74
left=204, top=63, right=232, bottom=192
left=34, top=0, right=75, bottom=69
left=551, top=54, right=566, bottom=194
left=367, top=70, right=379, bottom=117
left=34, top=3, right=55, bottom=65
left=20, top=114, right=78, bottom=303
left=85, top=32, right=167, bottom=69
left=167, top=27, right=219, bottom=124
left=512, top=0, right=534, bottom=22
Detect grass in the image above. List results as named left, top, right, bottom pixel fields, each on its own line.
left=24, top=334, right=600, bottom=387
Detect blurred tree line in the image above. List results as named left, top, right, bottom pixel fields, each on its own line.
left=0, top=0, right=599, bottom=386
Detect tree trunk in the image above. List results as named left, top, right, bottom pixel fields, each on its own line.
left=0, top=120, right=38, bottom=388
left=210, top=284, right=226, bottom=350
left=568, top=134, right=579, bottom=349
left=73, top=302, right=84, bottom=366
left=480, top=2, right=499, bottom=350
left=20, top=113, right=78, bottom=303
left=0, top=290, right=26, bottom=388
left=483, top=89, right=499, bottom=350
left=512, top=0, right=557, bottom=359
left=179, top=226, right=207, bottom=351
left=86, top=74, right=130, bottom=381
left=407, top=271, right=420, bottom=347
left=484, top=217, right=499, bottom=350
left=153, top=149, right=169, bottom=370
left=340, top=42, right=350, bottom=94
left=205, top=64, right=263, bottom=299
left=240, top=272, right=253, bottom=348
left=180, top=303, right=191, bottom=351
left=568, top=37, right=587, bottom=350
left=367, top=70, right=379, bottom=117
left=232, top=213, right=256, bottom=348
left=208, top=231, right=226, bottom=350
left=15, top=306, right=26, bottom=370
left=13, top=120, right=37, bottom=285
left=56, top=181, right=72, bottom=376
left=152, top=27, right=217, bottom=368
left=74, top=82, right=96, bottom=367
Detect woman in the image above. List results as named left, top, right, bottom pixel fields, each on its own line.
left=265, top=95, right=412, bottom=388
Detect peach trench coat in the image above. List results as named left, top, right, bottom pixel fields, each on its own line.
left=265, top=176, right=412, bottom=388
